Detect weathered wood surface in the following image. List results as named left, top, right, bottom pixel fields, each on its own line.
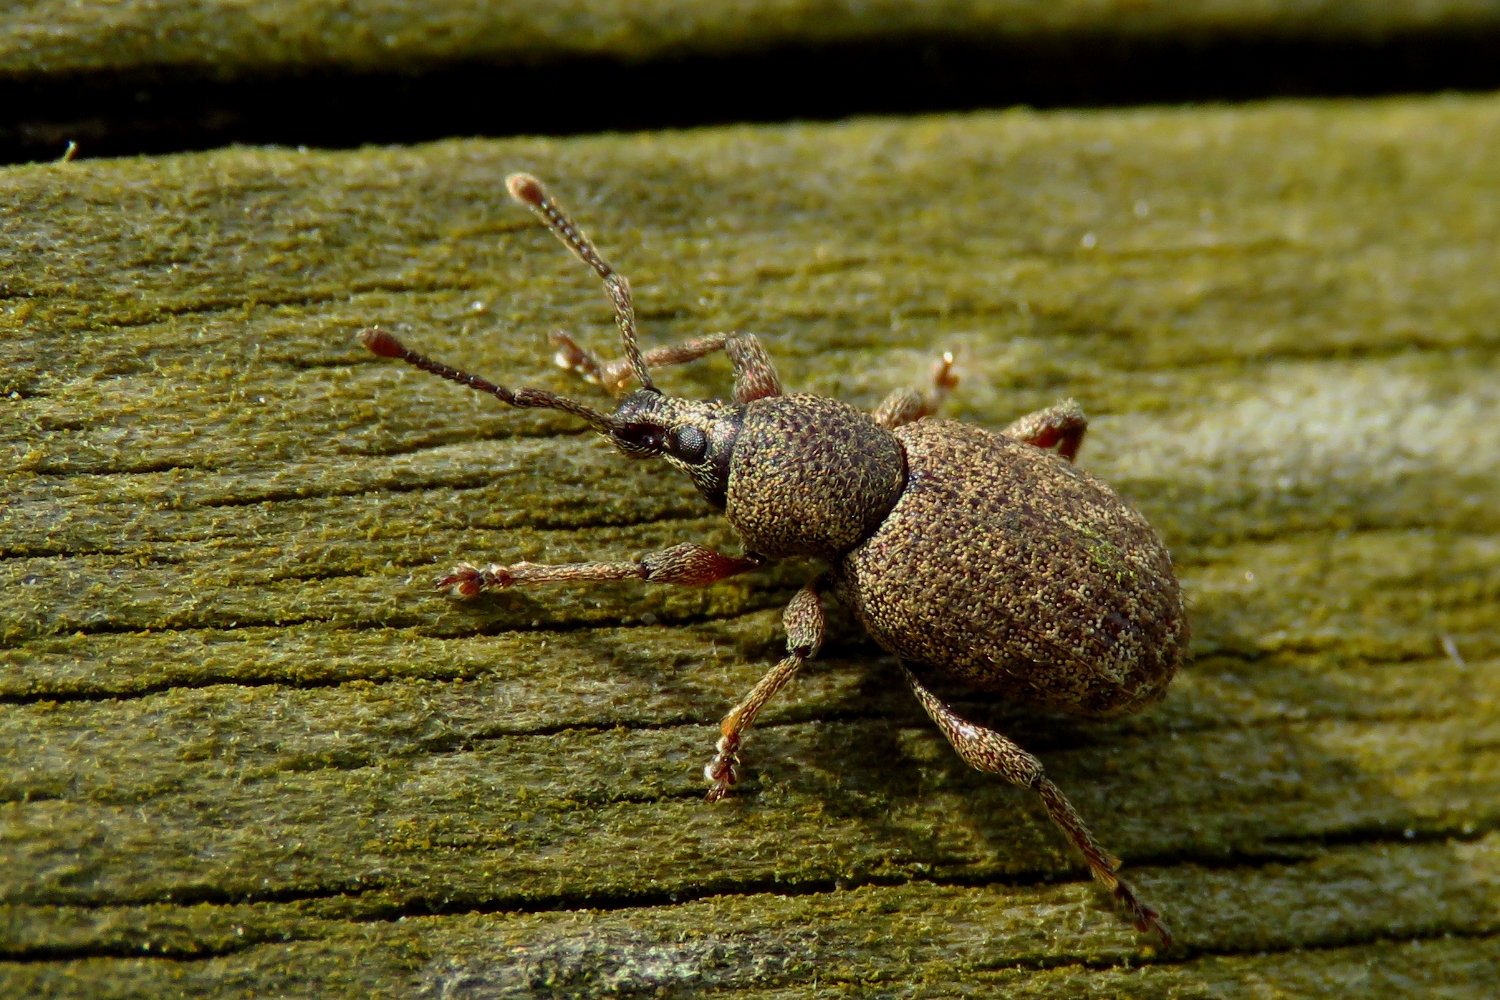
left=4, top=0, right=1499, bottom=76
left=1, top=94, right=1498, bottom=996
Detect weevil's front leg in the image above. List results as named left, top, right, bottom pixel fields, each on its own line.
left=901, top=663, right=1171, bottom=945
left=551, top=332, right=731, bottom=397
left=722, top=333, right=783, bottom=403
left=438, top=542, right=763, bottom=598
left=873, top=352, right=959, bottom=429
left=551, top=330, right=782, bottom=403
left=705, top=575, right=827, bottom=801
left=1002, top=399, right=1087, bottom=462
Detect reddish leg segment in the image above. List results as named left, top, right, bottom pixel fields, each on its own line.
left=1002, top=399, right=1088, bottom=462
left=705, top=576, right=827, bottom=801
left=873, top=352, right=959, bottom=430
left=901, top=663, right=1171, bottom=945
left=439, top=542, right=763, bottom=598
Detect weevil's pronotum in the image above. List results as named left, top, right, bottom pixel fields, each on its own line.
left=360, top=174, right=1188, bottom=942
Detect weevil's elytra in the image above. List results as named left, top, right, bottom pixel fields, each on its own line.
left=359, top=173, right=1188, bottom=944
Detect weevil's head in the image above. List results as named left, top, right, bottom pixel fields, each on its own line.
left=608, top=390, right=745, bottom=507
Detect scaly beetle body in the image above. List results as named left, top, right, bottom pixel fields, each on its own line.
left=361, top=174, right=1187, bottom=943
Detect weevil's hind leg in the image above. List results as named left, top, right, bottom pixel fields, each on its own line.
left=551, top=332, right=732, bottom=398
left=705, top=575, right=826, bottom=800
left=439, top=542, right=763, bottom=598
left=901, top=663, right=1171, bottom=945
left=1002, top=399, right=1087, bottom=462
left=873, top=352, right=959, bottom=430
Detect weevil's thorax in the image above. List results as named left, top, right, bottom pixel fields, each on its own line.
left=724, top=394, right=906, bottom=559
left=609, top=390, right=745, bottom=507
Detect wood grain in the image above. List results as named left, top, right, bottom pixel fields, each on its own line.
left=2, top=94, right=1498, bottom=996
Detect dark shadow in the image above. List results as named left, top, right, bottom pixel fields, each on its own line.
left=6, top=27, right=1500, bottom=163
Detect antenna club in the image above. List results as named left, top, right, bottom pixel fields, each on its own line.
left=507, top=173, right=547, bottom=207
left=359, top=327, right=406, bottom=358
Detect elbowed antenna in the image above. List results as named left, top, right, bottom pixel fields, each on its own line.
left=358, top=328, right=618, bottom=431
left=505, top=173, right=657, bottom=395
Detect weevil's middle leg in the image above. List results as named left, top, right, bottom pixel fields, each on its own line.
left=1002, top=399, right=1087, bottom=461
left=873, top=352, right=959, bottom=429
left=901, top=663, right=1171, bottom=945
left=438, top=542, right=763, bottom=598
left=705, top=575, right=827, bottom=801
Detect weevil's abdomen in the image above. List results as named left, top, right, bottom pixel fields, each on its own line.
left=726, top=394, right=906, bottom=559
left=834, top=419, right=1185, bottom=717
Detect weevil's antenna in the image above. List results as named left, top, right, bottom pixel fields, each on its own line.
left=359, top=328, right=619, bottom=432
left=506, top=173, right=658, bottom=395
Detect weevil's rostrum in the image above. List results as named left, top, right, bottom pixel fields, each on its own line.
left=360, top=173, right=1189, bottom=944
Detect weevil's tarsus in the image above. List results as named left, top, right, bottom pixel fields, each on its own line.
left=1003, top=398, right=1088, bottom=462
left=550, top=329, right=606, bottom=384
left=873, top=351, right=961, bottom=429
left=358, top=327, right=619, bottom=432
left=438, top=542, right=764, bottom=599
left=506, top=172, right=656, bottom=395
left=706, top=575, right=828, bottom=801
left=901, top=662, right=1172, bottom=947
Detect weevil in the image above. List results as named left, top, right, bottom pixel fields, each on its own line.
left=360, top=174, right=1187, bottom=942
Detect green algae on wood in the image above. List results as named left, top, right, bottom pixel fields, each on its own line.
left=2, top=94, right=1499, bottom=995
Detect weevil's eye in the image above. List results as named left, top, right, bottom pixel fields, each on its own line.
left=614, top=424, right=664, bottom=453
left=667, top=425, right=708, bottom=463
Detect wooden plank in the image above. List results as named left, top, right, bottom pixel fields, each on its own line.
left=2, top=836, right=1497, bottom=995
left=5, top=1, right=1498, bottom=76
left=2, top=94, right=1499, bottom=995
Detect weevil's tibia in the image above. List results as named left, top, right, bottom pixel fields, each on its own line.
left=507, top=173, right=656, bottom=395
left=1002, top=399, right=1088, bottom=462
left=901, top=663, right=1172, bottom=946
left=438, top=542, right=764, bottom=598
left=872, top=352, right=959, bottom=430
left=358, top=328, right=617, bottom=431
left=706, top=575, right=827, bottom=801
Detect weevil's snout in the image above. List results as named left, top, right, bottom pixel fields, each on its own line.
left=608, top=390, right=671, bottom=458
left=608, top=391, right=744, bottom=507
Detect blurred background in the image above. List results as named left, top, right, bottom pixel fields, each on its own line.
left=6, top=0, right=1500, bottom=163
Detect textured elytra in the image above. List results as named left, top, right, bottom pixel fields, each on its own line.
left=836, top=419, right=1186, bottom=717
left=725, top=393, right=905, bottom=559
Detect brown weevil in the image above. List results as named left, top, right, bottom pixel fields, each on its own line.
left=360, top=174, right=1188, bottom=943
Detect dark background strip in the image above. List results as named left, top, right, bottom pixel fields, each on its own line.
left=6, top=28, right=1500, bottom=164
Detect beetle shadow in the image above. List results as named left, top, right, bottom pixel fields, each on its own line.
left=437, top=560, right=1496, bottom=953
left=720, top=625, right=1495, bottom=948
